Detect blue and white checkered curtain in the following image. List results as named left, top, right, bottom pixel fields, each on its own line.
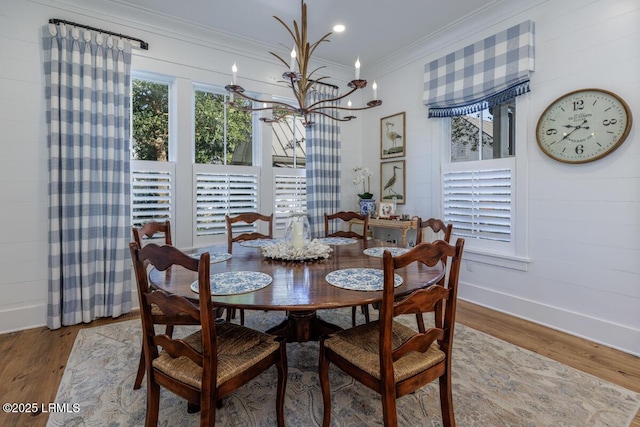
left=423, top=20, right=535, bottom=117
left=305, top=85, right=341, bottom=238
left=43, top=24, right=132, bottom=329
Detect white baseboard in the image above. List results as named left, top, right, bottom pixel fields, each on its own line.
left=0, top=303, right=46, bottom=334
left=459, top=280, right=640, bottom=357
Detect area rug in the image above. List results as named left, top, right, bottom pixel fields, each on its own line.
left=47, top=308, right=639, bottom=426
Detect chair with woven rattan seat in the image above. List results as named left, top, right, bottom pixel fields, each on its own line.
left=319, top=238, right=465, bottom=427
left=412, top=217, right=453, bottom=332
left=325, top=211, right=371, bottom=326
left=414, top=217, right=453, bottom=246
left=225, top=213, right=274, bottom=325
left=133, top=220, right=173, bottom=247
left=130, top=242, right=287, bottom=427
left=132, top=220, right=184, bottom=390
left=324, top=211, right=369, bottom=244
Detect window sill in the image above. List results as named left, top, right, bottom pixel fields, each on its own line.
left=462, top=247, right=530, bottom=271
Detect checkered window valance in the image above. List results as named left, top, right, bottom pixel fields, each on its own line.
left=423, top=20, right=535, bottom=118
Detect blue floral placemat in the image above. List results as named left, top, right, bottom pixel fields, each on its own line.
left=315, top=237, right=358, bottom=245
left=325, top=268, right=403, bottom=291
left=239, top=239, right=280, bottom=248
left=363, top=247, right=410, bottom=258
left=189, top=252, right=232, bottom=263
left=190, top=271, right=272, bottom=295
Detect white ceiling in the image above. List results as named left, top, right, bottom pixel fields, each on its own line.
left=117, top=0, right=500, bottom=67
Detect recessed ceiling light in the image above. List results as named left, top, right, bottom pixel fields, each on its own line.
left=333, top=24, right=345, bottom=33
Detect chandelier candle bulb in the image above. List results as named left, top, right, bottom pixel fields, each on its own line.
left=373, top=81, right=377, bottom=100
left=355, top=57, right=360, bottom=80
left=290, top=48, right=297, bottom=72
left=231, top=62, right=237, bottom=85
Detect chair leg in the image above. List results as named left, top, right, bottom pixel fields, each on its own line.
left=380, top=389, right=399, bottom=427
left=133, top=346, right=145, bottom=390
left=145, top=380, right=160, bottom=427
left=239, top=308, right=245, bottom=326
left=351, top=306, right=357, bottom=327
left=362, top=304, right=370, bottom=323
left=439, top=371, right=455, bottom=427
left=415, top=313, right=426, bottom=333
left=275, top=340, right=288, bottom=427
left=199, top=395, right=216, bottom=427
left=318, top=340, right=332, bottom=427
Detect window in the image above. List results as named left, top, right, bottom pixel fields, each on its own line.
left=443, top=165, right=512, bottom=243
left=131, top=77, right=174, bottom=226
left=451, top=102, right=515, bottom=162
left=194, top=88, right=253, bottom=165
left=271, top=112, right=307, bottom=231
left=195, top=171, right=259, bottom=237
left=131, top=79, right=169, bottom=161
left=131, top=165, right=173, bottom=228
left=273, top=174, right=307, bottom=231
left=443, top=100, right=515, bottom=249
left=272, top=115, right=306, bottom=168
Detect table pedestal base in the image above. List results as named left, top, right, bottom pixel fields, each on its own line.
left=266, top=310, right=342, bottom=343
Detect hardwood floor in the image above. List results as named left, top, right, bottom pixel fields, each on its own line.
left=0, top=302, right=638, bottom=427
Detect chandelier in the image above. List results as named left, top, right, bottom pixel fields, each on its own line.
left=225, top=1, right=382, bottom=127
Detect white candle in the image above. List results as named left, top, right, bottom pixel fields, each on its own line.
left=290, top=47, right=297, bottom=72
left=292, top=221, right=304, bottom=249
left=372, top=80, right=378, bottom=100
left=355, top=57, right=360, bottom=80
left=232, top=62, right=237, bottom=85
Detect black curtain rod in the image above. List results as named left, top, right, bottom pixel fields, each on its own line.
left=48, top=18, right=149, bottom=50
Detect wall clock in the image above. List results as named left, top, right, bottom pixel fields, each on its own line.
left=536, top=88, right=632, bottom=163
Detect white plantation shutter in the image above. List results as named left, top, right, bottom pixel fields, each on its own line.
left=195, top=172, right=258, bottom=236
left=274, top=174, right=307, bottom=231
left=443, top=166, right=512, bottom=242
left=131, top=161, right=174, bottom=228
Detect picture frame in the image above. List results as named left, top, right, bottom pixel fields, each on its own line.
left=380, top=112, right=406, bottom=159
left=377, top=202, right=396, bottom=219
left=380, top=160, right=406, bottom=204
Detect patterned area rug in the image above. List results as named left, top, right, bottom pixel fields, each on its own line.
left=47, top=308, right=639, bottom=426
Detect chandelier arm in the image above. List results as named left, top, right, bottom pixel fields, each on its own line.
left=227, top=88, right=300, bottom=113
left=310, top=102, right=382, bottom=113
left=311, top=110, right=355, bottom=122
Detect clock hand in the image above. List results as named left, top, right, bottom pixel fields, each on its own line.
left=556, top=119, right=588, bottom=143
left=563, top=123, right=590, bottom=129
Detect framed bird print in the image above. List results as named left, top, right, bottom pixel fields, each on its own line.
left=380, top=112, right=405, bottom=158
left=380, top=160, right=405, bottom=204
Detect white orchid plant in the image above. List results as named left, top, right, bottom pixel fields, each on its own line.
left=353, top=166, right=373, bottom=199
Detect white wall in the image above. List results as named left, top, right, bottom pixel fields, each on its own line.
left=1, top=0, right=638, bottom=356
left=364, top=0, right=639, bottom=355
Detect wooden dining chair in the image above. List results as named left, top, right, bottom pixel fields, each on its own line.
left=225, top=213, right=274, bottom=325
left=414, top=217, right=453, bottom=245
left=319, top=238, right=464, bottom=427
left=324, top=211, right=369, bottom=243
left=324, top=211, right=371, bottom=326
left=132, top=220, right=182, bottom=391
left=132, top=220, right=173, bottom=246
left=413, top=217, right=453, bottom=332
left=226, top=213, right=273, bottom=253
left=130, top=242, right=287, bottom=427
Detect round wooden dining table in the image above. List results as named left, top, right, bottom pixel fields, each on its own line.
left=148, top=238, right=444, bottom=342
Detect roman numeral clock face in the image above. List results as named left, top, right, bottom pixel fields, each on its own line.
left=536, top=89, right=632, bottom=163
